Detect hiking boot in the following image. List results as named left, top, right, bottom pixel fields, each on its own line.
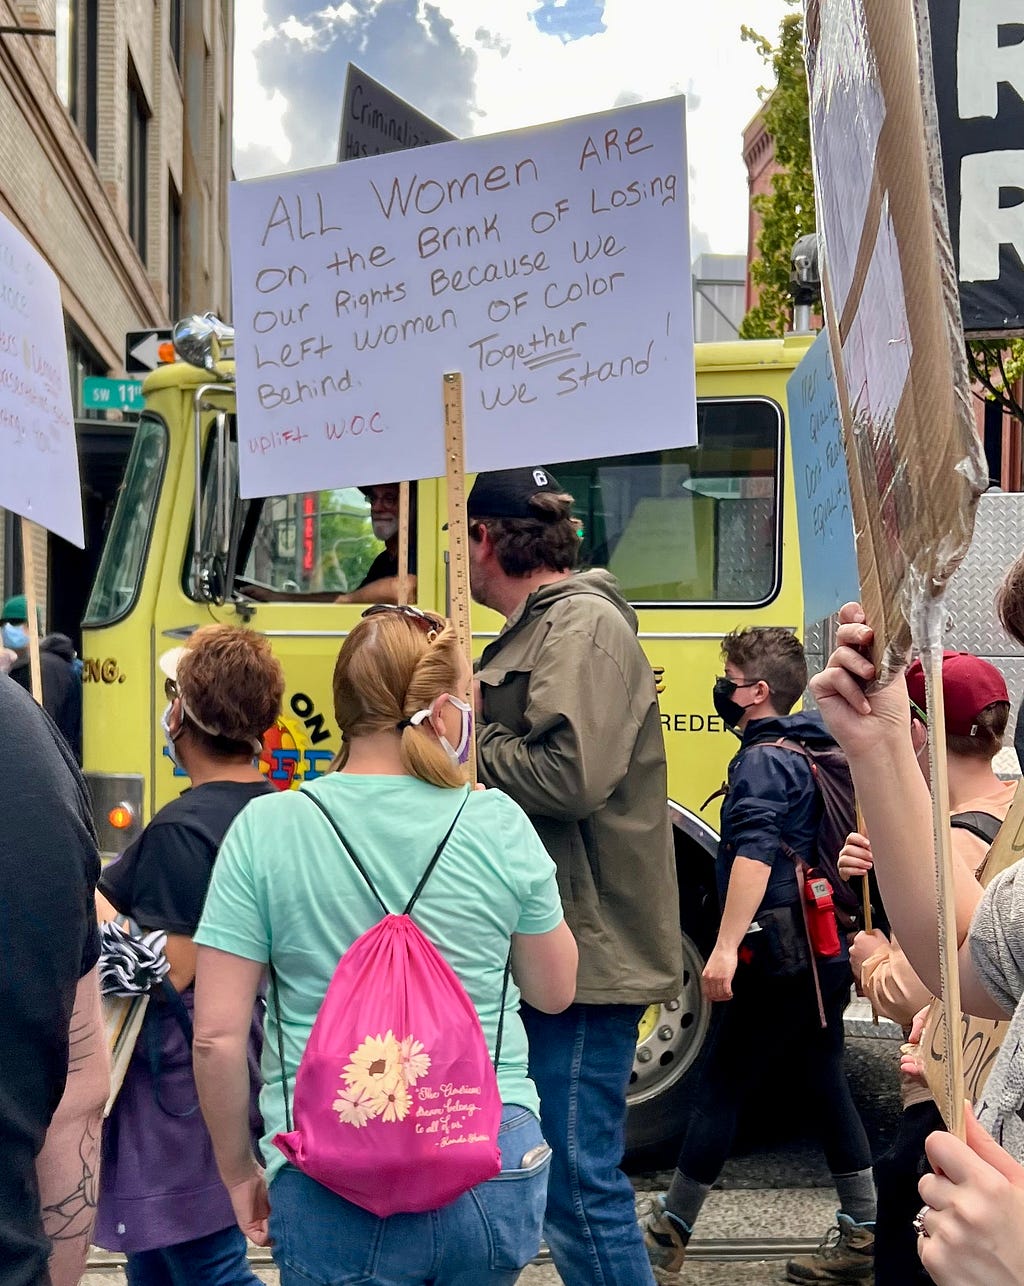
left=641, top=1195, right=691, bottom=1284
left=785, top=1213, right=874, bottom=1283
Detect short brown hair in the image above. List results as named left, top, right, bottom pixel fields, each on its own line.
left=332, top=610, right=467, bottom=789
left=177, top=624, right=285, bottom=756
left=997, top=551, right=1024, bottom=648
left=471, top=491, right=580, bottom=576
left=946, top=702, right=1010, bottom=760
left=721, top=626, right=807, bottom=714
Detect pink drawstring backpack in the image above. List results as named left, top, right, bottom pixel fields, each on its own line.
left=271, top=788, right=509, bottom=1216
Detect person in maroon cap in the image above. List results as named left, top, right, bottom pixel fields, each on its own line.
left=837, top=649, right=1014, bottom=1286
left=468, top=465, right=681, bottom=1286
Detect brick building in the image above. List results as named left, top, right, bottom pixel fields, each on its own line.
left=741, top=104, right=778, bottom=318
left=0, top=0, right=233, bottom=631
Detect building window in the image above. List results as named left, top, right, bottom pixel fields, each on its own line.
left=66, top=321, right=106, bottom=420
left=168, top=181, right=182, bottom=319
left=169, top=0, right=183, bottom=73
left=128, top=69, right=150, bottom=262
left=56, top=0, right=99, bottom=158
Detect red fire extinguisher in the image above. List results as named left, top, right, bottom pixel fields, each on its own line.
left=804, top=871, right=842, bottom=958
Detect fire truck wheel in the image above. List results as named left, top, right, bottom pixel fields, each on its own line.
left=624, top=927, right=712, bottom=1161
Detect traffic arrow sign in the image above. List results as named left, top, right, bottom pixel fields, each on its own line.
left=125, top=328, right=173, bottom=373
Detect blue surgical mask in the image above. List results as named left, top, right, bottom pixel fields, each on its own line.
left=161, top=702, right=182, bottom=768
left=2, top=623, right=28, bottom=650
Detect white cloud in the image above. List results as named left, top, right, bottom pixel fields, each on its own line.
left=234, top=1, right=292, bottom=166
left=233, top=0, right=795, bottom=253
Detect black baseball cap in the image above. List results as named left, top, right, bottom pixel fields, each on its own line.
left=466, top=467, right=564, bottom=519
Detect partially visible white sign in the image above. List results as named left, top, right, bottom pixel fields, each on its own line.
left=0, top=215, right=83, bottom=547
left=230, top=98, right=696, bottom=499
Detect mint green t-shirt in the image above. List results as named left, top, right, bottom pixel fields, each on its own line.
left=194, top=775, right=564, bottom=1183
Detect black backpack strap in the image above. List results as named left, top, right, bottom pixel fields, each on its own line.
left=146, top=979, right=199, bottom=1118
left=950, top=811, right=1003, bottom=846
left=299, top=788, right=391, bottom=915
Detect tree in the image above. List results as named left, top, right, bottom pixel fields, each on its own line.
left=739, top=2, right=814, bottom=339
left=740, top=3, right=1024, bottom=425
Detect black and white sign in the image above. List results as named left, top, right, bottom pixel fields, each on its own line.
left=929, top=0, right=1024, bottom=335
left=338, top=65, right=455, bottom=163
left=125, top=329, right=173, bottom=373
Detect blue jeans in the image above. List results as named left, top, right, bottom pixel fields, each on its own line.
left=268, top=1104, right=549, bottom=1285
left=125, top=1224, right=261, bottom=1286
left=521, top=1002, right=654, bottom=1286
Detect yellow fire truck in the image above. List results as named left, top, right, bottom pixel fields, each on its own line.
left=80, top=318, right=812, bottom=1150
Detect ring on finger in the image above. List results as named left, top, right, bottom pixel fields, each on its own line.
left=912, top=1205, right=930, bottom=1238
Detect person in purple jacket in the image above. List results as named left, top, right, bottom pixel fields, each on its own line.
left=94, top=624, right=284, bottom=1285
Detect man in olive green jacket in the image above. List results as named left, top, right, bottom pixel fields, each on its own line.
left=470, top=466, right=681, bottom=1286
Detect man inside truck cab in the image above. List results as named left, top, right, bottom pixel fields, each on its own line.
left=333, top=483, right=417, bottom=605
left=240, top=483, right=416, bottom=606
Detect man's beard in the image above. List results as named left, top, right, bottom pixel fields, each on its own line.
left=371, top=517, right=398, bottom=542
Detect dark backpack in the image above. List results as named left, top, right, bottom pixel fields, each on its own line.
left=747, top=735, right=860, bottom=930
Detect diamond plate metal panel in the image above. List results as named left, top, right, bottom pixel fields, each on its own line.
left=944, top=494, right=1024, bottom=769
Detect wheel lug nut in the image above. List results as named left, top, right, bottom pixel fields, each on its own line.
left=637, top=1048, right=653, bottom=1063
left=665, top=999, right=680, bottom=1012
left=658, top=1025, right=674, bottom=1041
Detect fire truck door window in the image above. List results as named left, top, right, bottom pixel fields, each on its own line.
left=84, top=414, right=168, bottom=626
left=235, top=486, right=412, bottom=597
left=551, top=398, right=781, bottom=607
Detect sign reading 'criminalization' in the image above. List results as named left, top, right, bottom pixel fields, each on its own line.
left=229, top=98, right=695, bottom=499
left=0, top=214, right=83, bottom=547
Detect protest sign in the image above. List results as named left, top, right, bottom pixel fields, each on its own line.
left=339, top=64, right=455, bottom=162
left=0, top=213, right=83, bottom=548
left=927, top=0, right=1024, bottom=336
left=785, top=332, right=859, bottom=626
left=806, top=0, right=989, bottom=1139
left=229, top=97, right=695, bottom=500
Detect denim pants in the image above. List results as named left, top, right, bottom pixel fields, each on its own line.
left=521, top=1002, right=654, bottom=1286
left=268, top=1104, right=549, bottom=1285
left=125, top=1224, right=262, bottom=1286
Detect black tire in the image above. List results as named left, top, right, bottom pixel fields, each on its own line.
left=625, top=927, right=712, bottom=1162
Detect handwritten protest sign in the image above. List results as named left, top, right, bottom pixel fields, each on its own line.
left=229, top=98, right=695, bottom=499
left=786, top=332, right=859, bottom=625
left=0, top=214, right=83, bottom=547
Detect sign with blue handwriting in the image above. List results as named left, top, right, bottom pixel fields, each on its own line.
left=786, top=331, right=859, bottom=626
left=229, top=97, right=695, bottom=499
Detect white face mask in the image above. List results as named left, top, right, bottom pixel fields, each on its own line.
left=371, top=515, right=399, bottom=543
left=409, top=695, right=473, bottom=765
left=161, top=702, right=182, bottom=768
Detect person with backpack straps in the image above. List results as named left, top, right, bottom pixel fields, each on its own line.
left=644, top=627, right=875, bottom=1285
left=192, top=604, right=578, bottom=1286
left=836, top=651, right=1015, bottom=1286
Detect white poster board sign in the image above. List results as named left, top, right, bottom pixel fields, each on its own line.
left=0, top=215, right=83, bottom=547
left=230, top=97, right=695, bottom=499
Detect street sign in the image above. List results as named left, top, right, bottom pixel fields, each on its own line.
left=125, top=328, right=173, bottom=374
left=338, top=64, right=454, bottom=162
left=83, top=376, right=144, bottom=411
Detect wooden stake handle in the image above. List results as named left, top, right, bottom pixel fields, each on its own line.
left=397, top=481, right=410, bottom=607
left=21, top=517, right=43, bottom=703
left=923, top=645, right=966, bottom=1140
left=442, top=372, right=476, bottom=784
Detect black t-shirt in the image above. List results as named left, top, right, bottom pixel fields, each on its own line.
left=356, top=541, right=417, bottom=590
left=0, top=675, right=100, bottom=1282
left=100, top=779, right=273, bottom=935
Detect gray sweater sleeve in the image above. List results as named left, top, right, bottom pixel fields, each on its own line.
left=969, top=860, right=1024, bottom=1015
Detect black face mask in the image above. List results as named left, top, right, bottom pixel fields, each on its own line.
left=713, top=677, right=752, bottom=731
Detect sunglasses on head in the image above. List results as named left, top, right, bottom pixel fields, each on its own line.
left=362, top=604, right=445, bottom=635
left=164, top=676, right=179, bottom=701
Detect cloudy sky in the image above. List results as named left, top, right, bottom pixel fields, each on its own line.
left=234, top=0, right=794, bottom=261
